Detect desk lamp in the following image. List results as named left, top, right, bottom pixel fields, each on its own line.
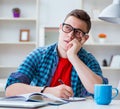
left=99, top=0, right=120, bottom=24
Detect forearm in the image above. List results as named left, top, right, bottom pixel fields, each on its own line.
left=5, top=83, right=41, bottom=97
left=69, top=55, right=103, bottom=93
left=5, top=83, right=73, bottom=99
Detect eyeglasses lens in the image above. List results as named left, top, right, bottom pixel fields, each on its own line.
left=62, top=23, right=86, bottom=37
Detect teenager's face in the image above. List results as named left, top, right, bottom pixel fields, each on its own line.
left=58, top=16, right=88, bottom=52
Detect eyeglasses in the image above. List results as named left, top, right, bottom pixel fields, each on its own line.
left=62, top=23, right=87, bottom=37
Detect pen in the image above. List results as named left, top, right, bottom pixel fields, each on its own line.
left=58, top=79, right=64, bottom=84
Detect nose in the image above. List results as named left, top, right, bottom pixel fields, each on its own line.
left=68, top=30, right=75, bottom=39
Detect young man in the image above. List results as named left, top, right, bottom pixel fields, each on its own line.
left=5, top=9, right=108, bottom=99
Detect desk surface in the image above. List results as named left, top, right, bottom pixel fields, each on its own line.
left=0, top=99, right=120, bottom=109
left=59, top=99, right=120, bottom=109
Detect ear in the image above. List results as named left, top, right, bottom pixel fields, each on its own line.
left=59, top=24, right=62, bottom=32
left=59, top=24, right=62, bottom=28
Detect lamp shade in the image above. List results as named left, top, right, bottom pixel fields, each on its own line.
left=99, top=0, right=120, bottom=24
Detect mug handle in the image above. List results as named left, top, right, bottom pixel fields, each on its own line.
left=112, top=88, right=119, bottom=99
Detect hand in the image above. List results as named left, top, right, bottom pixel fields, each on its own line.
left=44, top=85, right=74, bottom=99
left=67, top=35, right=89, bottom=60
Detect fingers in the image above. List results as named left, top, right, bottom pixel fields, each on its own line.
left=75, top=35, right=89, bottom=45
left=66, top=43, right=73, bottom=50
left=64, top=85, right=74, bottom=96
left=80, top=35, right=89, bottom=44
left=60, top=85, right=74, bottom=99
left=43, top=85, right=74, bottom=99
left=76, top=37, right=82, bottom=42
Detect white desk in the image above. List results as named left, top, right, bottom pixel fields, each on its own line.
left=0, top=99, right=120, bottom=109
left=58, top=99, right=120, bottom=109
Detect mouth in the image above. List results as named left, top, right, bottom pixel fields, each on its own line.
left=64, top=40, right=70, bottom=44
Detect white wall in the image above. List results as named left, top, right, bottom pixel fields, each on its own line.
left=39, top=0, right=82, bottom=27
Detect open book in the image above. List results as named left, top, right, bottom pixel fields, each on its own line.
left=1, top=92, right=86, bottom=105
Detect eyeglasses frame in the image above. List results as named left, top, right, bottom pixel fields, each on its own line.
left=62, top=23, right=88, bottom=37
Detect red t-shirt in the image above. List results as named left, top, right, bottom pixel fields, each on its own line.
left=50, top=57, right=72, bottom=87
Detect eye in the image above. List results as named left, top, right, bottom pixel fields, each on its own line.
left=65, top=25, right=72, bottom=31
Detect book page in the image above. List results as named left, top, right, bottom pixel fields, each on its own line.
left=1, top=95, right=26, bottom=101
left=41, top=93, right=68, bottom=105
left=0, top=92, right=68, bottom=105
left=1, top=93, right=43, bottom=101
left=62, top=97, right=86, bottom=102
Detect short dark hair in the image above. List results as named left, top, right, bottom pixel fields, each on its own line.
left=64, top=9, right=91, bottom=33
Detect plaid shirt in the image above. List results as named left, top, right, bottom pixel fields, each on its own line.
left=6, top=43, right=108, bottom=97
